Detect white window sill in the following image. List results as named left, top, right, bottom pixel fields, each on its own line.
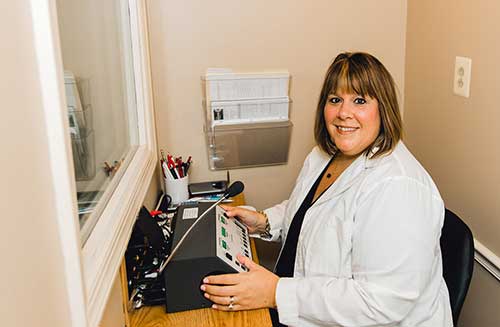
left=83, top=145, right=156, bottom=327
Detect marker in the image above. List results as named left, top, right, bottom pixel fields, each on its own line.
left=185, top=156, right=192, bottom=175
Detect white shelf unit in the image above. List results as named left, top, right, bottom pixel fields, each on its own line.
left=202, top=70, right=292, bottom=170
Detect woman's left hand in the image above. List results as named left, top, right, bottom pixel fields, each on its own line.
left=201, top=254, right=279, bottom=311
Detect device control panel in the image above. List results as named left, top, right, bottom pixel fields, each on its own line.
left=215, top=206, right=252, bottom=272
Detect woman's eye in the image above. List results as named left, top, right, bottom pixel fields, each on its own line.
left=328, top=97, right=341, bottom=104
left=354, top=97, right=366, bottom=104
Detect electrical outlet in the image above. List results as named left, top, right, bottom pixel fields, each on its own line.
left=453, top=56, right=472, bottom=98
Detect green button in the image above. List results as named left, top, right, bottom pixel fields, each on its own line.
left=220, top=216, right=226, bottom=224
left=221, top=226, right=227, bottom=237
left=221, top=240, right=227, bottom=249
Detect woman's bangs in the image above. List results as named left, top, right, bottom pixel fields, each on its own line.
left=330, top=64, right=369, bottom=97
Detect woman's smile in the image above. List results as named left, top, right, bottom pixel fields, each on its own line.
left=335, top=125, right=359, bottom=134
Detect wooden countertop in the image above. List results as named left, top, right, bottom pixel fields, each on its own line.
left=122, top=194, right=272, bottom=327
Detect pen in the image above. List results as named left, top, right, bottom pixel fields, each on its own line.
left=176, top=158, right=184, bottom=178
left=167, top=155, right=179, bottom=179
left=163, top=161, right=174, bottom=180
left=182, top=162, right=187, bottom=176
left=185, top=156, right=192, bottom=175
left=160, top=159, right=166, bottom=178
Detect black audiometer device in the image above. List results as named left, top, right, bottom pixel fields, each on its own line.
left=164, top=203, right=252, bottom=313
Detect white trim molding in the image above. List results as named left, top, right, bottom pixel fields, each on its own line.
left=29, top=0, right=88, bottom=326
left=84, top=0, right=158, bottom=324
left=83, top=147, right=155, bottom=326
left=474, top=239, right=500, bottom=282
left=30, top=0, right=157, bottom=326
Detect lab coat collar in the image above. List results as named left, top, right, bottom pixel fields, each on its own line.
left=363, top=142, right=401, bottom=168
left=363, top=146, right=382, bottom=168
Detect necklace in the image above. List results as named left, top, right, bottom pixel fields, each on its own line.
left=325, top=153, right=339, bottom=179
left=325, top=152, right=358, bottom=180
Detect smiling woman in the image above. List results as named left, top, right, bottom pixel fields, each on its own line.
left=203, top=53, right=453, bottom=327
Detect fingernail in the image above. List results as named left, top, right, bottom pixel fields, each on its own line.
left=203, top=278, right=208, bottom=283
left=212, top=304, right=217, bottom=309
left=204, top=293, right=209, bottom=298
left=200, top=285, right=206, bottom=291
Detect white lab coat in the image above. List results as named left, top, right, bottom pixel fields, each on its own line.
left=263, top=142, right=453, bottom=327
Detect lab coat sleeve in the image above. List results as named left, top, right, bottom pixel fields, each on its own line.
left=275, top=177, right=444, bottom=327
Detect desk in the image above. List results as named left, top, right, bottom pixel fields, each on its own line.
left=120, top=194, right=272, bottom=327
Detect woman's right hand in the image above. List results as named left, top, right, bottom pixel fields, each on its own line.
left=219, top=205, right=267, bottom=234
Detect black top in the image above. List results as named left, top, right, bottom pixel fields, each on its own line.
left=270, top=157, right=334, bottom=326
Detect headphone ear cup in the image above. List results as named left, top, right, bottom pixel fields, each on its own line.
left=135, top=206, right=165, bottom=250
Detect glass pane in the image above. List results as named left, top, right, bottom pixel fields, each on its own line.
left=56, top=0, right=138, bottom=243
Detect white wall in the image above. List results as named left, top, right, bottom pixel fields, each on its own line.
left=0, top=1, right=72, bottom=326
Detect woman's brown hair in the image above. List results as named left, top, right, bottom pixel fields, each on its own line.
left=314, top=52, right=403, bottom=158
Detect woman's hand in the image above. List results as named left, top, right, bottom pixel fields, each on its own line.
left=201, top=254, right=279, bottom=311
left=220, top=205, right=267, bottom=234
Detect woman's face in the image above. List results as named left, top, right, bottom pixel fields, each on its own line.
left=324, top=91, right=381, bottom=157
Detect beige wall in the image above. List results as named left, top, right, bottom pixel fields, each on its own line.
left=404, top=0, right=500, bottom=325
left=1, top=1, right=72, bottom=326
left=143, top=170, right=162, bottom=210
left=147, top=0, right=407, bottom=209
left=99, top=274, right=126, bottom=327
left=461, top=264, right=500, bottom=327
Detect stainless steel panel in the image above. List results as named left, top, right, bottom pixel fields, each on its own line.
left=206, top=121, right=292, bottom=170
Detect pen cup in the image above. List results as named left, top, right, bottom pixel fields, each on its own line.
left=165, top=175, right=189, bottom=205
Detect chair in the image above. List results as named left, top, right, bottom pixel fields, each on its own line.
left=440, top=208, right=474, bottom=326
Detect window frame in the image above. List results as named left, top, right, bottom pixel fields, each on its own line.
left=29, top=1, right=157, bottom=326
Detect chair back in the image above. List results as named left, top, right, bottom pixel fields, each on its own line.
left=440, top=208, right=474, bottom=326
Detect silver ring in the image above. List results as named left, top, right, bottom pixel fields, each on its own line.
left=228, top=302, right=234, bottom=310
left=229, top=295, right=234, bottom=305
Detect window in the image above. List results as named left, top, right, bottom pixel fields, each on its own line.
left=30, top=1, right=156, bottom=326
left=56, top=0, right=140, bottom=244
